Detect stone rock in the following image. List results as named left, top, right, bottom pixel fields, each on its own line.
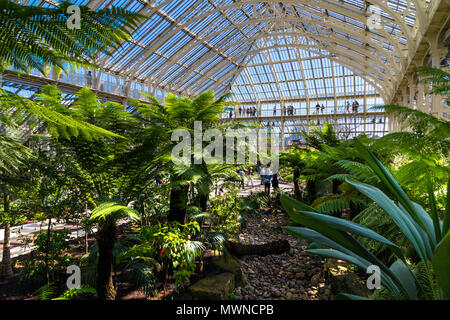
left=272, top=289, right=281, bottom=297
left=188, top=272, right=235, bottom=300
left=311, top=273, right=321, bottom=286
left=212, top=255, right=246, bottom=286
left=324, top=259, right=372, bottom=298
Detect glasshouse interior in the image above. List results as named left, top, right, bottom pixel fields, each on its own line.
left=0, top=0, right=449, bottom=302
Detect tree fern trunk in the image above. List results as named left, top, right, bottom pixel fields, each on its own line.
left=44, top=217, right=51, bottom=284
left=85, top=230, right=89, bottom=255
left=96, top=222, right=116, bottom=300
left=306, top=181, right=317, bottom=204
left=332, top=179, right=339, bottom=194
left=199, top=193, right=208, bottom=212
left=168, top=183, right=189, bottom=224
left=293, top=168, right=301, bottom=200
left=0, top=193, right=13, bottom=279
left=349, top=202, right=358, bottom=220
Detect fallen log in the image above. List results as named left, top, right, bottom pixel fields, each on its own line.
left=226, top=239, right=290, bottom=257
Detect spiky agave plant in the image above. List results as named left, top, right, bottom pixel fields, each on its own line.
left=282, top=140, right=450, bottom=300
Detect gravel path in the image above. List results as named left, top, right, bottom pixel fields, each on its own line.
left=233, top=209, right=333, bottom=300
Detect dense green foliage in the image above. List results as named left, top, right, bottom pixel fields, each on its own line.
left=1, top=83, right=249, bottom=300
left=1, top=4, right=448, bottom=301
left=278, top=66, right=450, bottom=300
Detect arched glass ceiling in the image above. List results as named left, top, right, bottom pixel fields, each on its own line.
left=13, top=0, right=435, bottom=103
left=231, top=38, right=380, bottom=103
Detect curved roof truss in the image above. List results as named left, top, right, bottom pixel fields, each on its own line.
left=18, top=0, right=438, bottom=103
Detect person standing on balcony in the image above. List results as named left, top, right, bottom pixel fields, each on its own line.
left=86, top=70, right=93, bottom=88
left=273, top=105, right=277, bottom=115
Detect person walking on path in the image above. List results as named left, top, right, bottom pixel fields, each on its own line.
left=247, top=167, right=254, bottom=188
left=271, top=172, right=279, bottom=195
left=261, top=165, right=272, bottom=196
left=238, top=169, right=245, bottom=189
left=257, top=163, right=263, bottom=185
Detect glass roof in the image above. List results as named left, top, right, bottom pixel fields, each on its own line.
left=12, top=0, right=433, bottom=103
left=231, top=36, right=380, bottom=103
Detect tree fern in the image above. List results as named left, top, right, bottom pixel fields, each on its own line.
left=414, top=66, right=450, bottom=104
left=53, top=285, right=97, bottom=300
left=0, top=0, right=145, bottom=74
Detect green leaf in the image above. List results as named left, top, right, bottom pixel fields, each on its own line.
left=306, top=248, right=399, bottom=296
left=346, top=179, right=432, bottom=262
left=282, top=195, right=402, bottom=257
left=389, top=259, right=418, bottom=300
left=285, top=226, right=366, bottom=260
left=281, top=195, right=407, bottom=297
left=334, top=293, right=370, bottom=300
left=443, top=177, right=450, bottom=236
left=426, top=175, right=442, bottom=242
left=412, top=202, right=437, bottom=246
left=354, top=140, right=433, bottom=243
left=90, top=200, right=140, bottom=223
left=432, top=231, right=450, bottom=299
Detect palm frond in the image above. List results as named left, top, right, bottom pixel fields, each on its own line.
left=90, top=200, right=140, bottom=223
